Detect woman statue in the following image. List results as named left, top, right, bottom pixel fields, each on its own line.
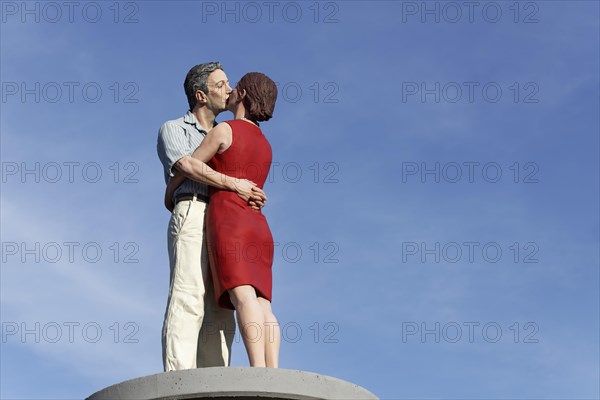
left=166, top=72, right=280, bottom=367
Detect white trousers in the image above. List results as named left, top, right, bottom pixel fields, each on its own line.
left=162, top=199, right=235, bottom=371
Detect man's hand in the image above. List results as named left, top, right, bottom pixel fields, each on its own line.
left=248, top=186, right=267, bottom=210
left=230, top=178, right=267, bottom=210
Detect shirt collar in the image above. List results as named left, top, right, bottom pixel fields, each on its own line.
left=184, top=111, right=209, bottom=133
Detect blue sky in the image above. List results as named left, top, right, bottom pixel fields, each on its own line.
left=1, top=1, right=598, bottom=399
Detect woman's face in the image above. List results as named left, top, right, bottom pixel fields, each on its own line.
left=226, top=86, right=240, bottom=112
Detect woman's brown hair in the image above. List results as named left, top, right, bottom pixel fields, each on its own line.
left=237, top=72, right=278, bottom=122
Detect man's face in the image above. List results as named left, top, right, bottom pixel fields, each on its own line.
left=204, top=69, right=232, bottom=113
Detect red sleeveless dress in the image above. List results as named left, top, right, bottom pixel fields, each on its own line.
left=206, top=119, right=274, bottom=310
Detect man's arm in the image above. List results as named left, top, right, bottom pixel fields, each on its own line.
left=175, top=156, right=242, bottom=191
left=158, top=120, right=266, bottom=211
left=173, top=123, right=267, bottom=206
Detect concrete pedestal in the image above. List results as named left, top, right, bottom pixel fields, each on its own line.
left=87, top=367, right=378, bottom=400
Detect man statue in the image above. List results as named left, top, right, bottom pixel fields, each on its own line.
left=157, top=62, right=267, bottom=370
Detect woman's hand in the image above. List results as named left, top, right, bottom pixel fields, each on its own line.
left=164, top=172, right=186, bottom=212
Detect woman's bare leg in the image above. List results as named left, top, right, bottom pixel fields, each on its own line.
left=228, top=285, right=265, bottom=367
left=258, top=297, right=280, bottom=368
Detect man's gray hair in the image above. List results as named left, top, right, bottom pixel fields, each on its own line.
left=184, top=62, right=223, bottom=110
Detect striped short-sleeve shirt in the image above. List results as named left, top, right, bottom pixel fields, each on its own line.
left=157, top=111, right=213, bottom=201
